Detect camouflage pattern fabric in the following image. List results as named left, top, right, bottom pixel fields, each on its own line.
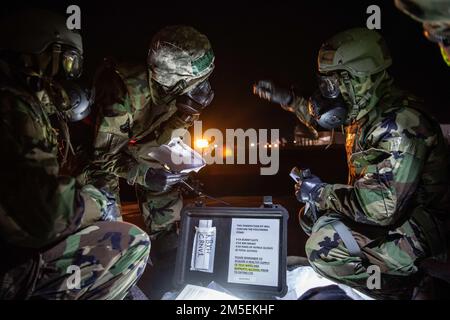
left=32, top=221, right=149, bottom=300
left=148, top=25, right=215, bottom=89
left=136, top=186, right=183, bottom=240
left=0, top=67, right=150, bottom=299
left=80, top=27, right=214, bottom=240
left=294, top=75, right=449, bottom=299
left=0, top=85, right=104, bottom=248
left=79, top=61, right=190, bottom=239
left=304, top=213, right=428, bottom=299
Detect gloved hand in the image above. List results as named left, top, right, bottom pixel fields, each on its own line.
left=294, top=170, right=326, bottom=204
left=145, top=168, right=188, bottom=193
left=253, top=80, right=294, bottom=110
left=98, top=188, right=120, bottom=221
left=78, top=185, right=120, bottom=227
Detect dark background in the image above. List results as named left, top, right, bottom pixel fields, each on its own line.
left=2, top=0, right=448, bottom=192
left=1, top=0, right=447, bottom=205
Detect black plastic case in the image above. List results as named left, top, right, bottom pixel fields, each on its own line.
left=174, top=202, right=288, bottom=298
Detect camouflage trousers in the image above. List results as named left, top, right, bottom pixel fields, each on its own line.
left=88, top=173, right=183, bottom=241
left=136, top=185, right=183, bottom=241
left=301, top=209, right=431, bottom=300
left=31, top=221, right=150, bottom=300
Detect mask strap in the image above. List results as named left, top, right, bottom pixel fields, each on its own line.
left=57, top=112, right=75, bottom=165
left=52, top=82, right=75, bottom=164
left=340, top=71, right=359, bottom=120
left=165, top=79, right=188, bottom=99
left=148, top=68, right=188, bottom=105
left=341, top=71, right=357, bottom=107
left=40, top=79, right=74, bottom=164
left=44, top=80, right=70, bottom=112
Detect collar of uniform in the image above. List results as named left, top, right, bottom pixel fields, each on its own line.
left=355, top=74, right=394, bottom=122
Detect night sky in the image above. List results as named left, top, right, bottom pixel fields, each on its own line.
left=2, top=0, right=449, bottom=140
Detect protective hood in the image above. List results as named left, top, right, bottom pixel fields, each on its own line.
left=148, top=25, right=214, bottom=89
left=338, top=71, right=393, bottom=122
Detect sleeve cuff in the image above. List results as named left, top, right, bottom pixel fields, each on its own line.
left=126, top=162, right=152, bottom=186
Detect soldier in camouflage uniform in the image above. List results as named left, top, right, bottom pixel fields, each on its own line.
left=395, top=0, right=450, bottom=66
left=0, top=10, right=150, bottom=299
left=78, top=26, right=215, bottom=248
left=254, top=28, right=449, bottom=299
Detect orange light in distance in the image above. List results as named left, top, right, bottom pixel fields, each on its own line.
left=195, top=139, right=209, bottom=149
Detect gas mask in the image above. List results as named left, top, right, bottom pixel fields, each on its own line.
left=144, top=78, right=214, bottom=145
left=30, top=44, right=89, bottom=122
left=61, top=80, right=93, bottom=122
left=317, top=72, right=341, bottom=99
left=44, top=44, right=89, bottom=121
left=152, top=78, right=214, bottom=122
left=43, top=79, right=93, bottom=122
left=176, top=79, right=214, bottom=117
left=308, top=90, right=348, bottom=130
left=317, top=70, right=386, bottom=120
left=39, top=79, right=92, bottom=165
left=16, top=44, right=83, bottom=93
left=51, top=44, right=83, bottom=79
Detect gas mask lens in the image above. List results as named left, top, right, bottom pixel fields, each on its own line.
left=62, top=50, right=83, bottom=79
left=317, top=72, right=341, bottom=99
left=175, top=80, right=214, bottom=116
left=186, top=80, right=214, bottom=108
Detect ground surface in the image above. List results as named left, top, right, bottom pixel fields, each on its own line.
left=122, top=195, right=307, bottom=299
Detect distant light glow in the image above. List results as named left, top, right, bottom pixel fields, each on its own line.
left=224, top=148, right=233, bottom=157
left=195, top=139, right=209, bottom=149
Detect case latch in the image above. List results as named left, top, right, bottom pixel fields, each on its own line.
left=263, top=196, right=273, bottom=208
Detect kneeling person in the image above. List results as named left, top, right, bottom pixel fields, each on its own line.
left=254, top=28, right=449, bottom=299
left=0, top=10, right=150, bottom=299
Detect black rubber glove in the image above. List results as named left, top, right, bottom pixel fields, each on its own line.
left=253, top=80, right=294, bottom=106
left=145, top=168, right=188, bottom=193
left=294, top=170, right=326, bottom=204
